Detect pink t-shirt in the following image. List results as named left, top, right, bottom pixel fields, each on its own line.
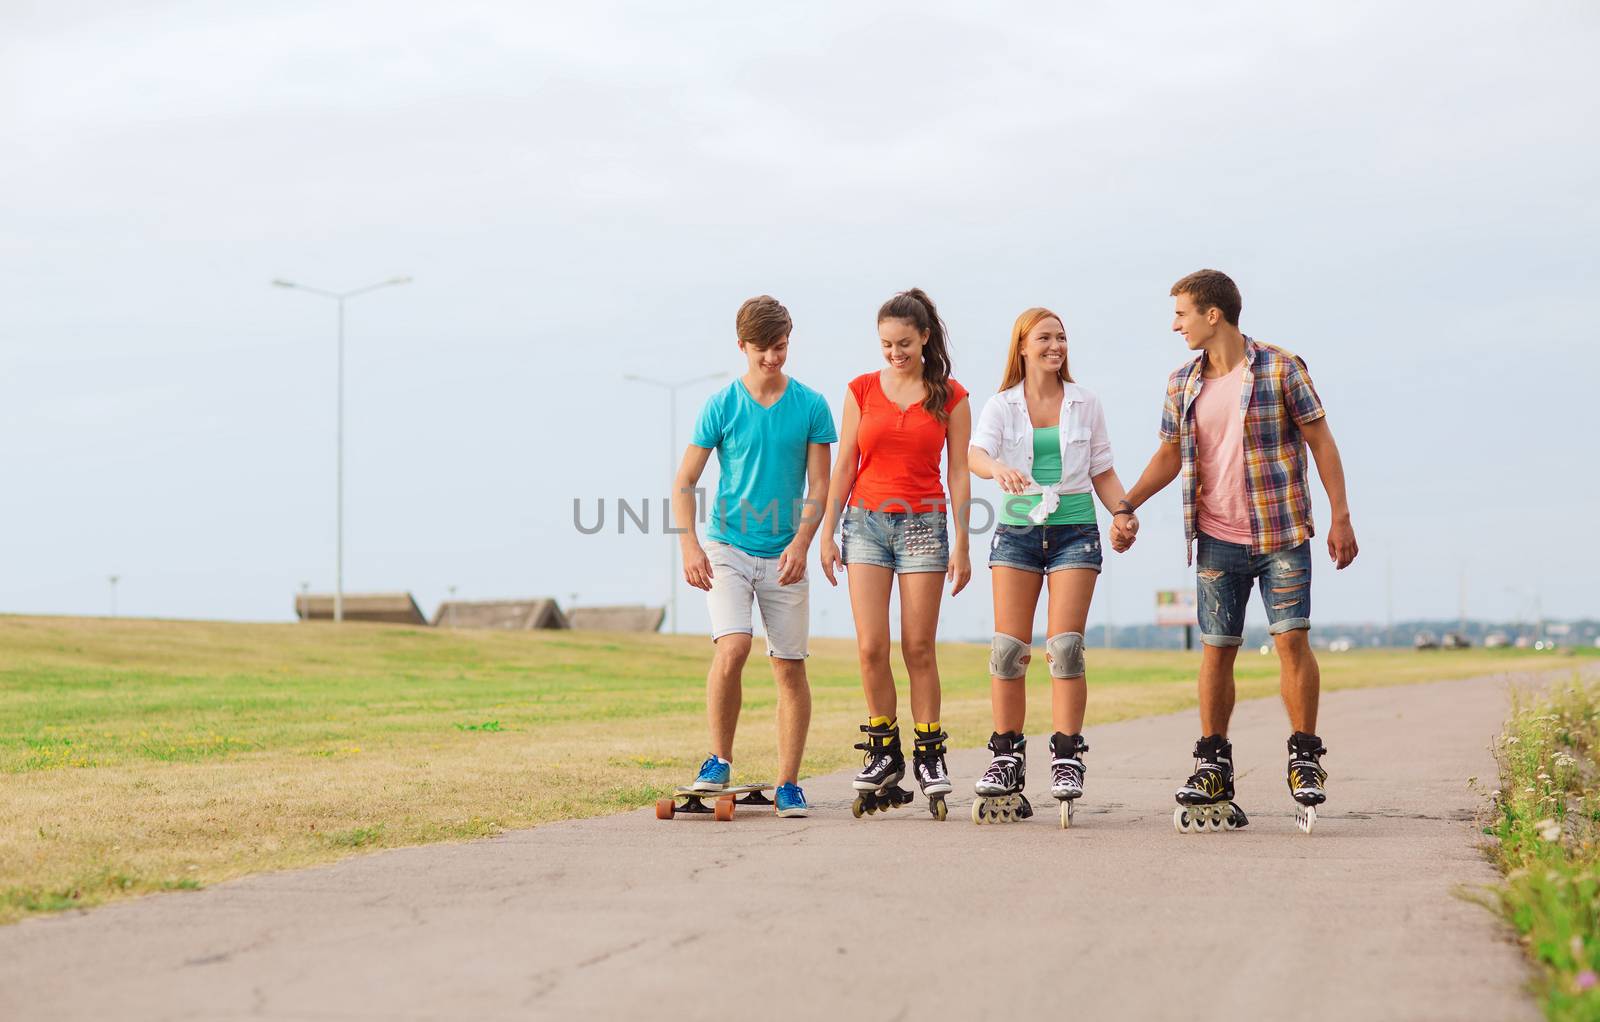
left=1192, top=361, right=1253, bottom=545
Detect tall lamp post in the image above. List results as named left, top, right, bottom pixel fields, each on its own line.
left=622, top=372, right=728, bottom=634
left=273, top=275, right=412, bottom=623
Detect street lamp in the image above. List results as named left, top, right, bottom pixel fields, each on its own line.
left=622, top=372, right=728, bottom=634
left=273, top=275, right=412, bottom=623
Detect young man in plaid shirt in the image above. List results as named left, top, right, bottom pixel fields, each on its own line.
left=1118, top=270, right=1358, bottom=833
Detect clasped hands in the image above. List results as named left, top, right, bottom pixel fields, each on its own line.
left=1110, top=510, right=1139, bottom=552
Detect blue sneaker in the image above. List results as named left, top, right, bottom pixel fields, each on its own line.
left=774, top=782, right=809, bottom=818
left=692, top=755, right=731, bottom=792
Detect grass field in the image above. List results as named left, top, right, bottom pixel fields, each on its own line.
left=1, top=614, right=1588, bottom=925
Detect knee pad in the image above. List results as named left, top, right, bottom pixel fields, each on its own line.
left=1047, top=631, right=1085, bottom=679
left=989, top=634, right=1031, bottom=680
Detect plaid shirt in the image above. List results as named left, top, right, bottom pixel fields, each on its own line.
left=1159, top=337, right=1325, bottom=562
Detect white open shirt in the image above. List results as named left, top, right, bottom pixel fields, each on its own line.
left=970, top=380, right=1115, bottom=524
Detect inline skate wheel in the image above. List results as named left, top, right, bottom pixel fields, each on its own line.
left=1173, top=806, right=1190, bottom=833
left=1297, top=804, right=1316, bottom=834
left=851, top=796, right=865, bottom=819
left=931, top=796, right=947, bottom=822
left=1059, top=801, right=1073, bottom=830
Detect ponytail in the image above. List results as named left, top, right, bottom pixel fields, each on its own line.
left=877, top=288, right=953, bottom=423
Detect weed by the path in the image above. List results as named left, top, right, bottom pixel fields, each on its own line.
left=604, top=783, right=670, bottom=807
left=1484, top=676, right=1600, bottom=1020
left=326, top=825, right=386, bottom=849
left=1, top=867, right=201, bottom=916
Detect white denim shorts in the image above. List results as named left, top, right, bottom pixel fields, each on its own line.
left=705, top=541, right=810, bottom=659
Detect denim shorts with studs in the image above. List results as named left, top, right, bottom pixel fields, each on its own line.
left=988, top=522, right=1102, bottom=575
left=840, top=507, right=949, bottom=574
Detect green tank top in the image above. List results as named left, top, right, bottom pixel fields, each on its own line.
left=998, top=426, right=1096, bottom=526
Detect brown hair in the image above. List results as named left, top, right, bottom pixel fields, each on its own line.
left=1170, top=269, right=1242, bottom=326
left=877, top=288, right=953, bottom=424
left=735, top=295, right=792, bottom=349
left=999, top=308, right=1072, bottom=391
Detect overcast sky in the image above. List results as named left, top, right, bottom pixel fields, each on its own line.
left=2, top=2, right=1595, bottom=639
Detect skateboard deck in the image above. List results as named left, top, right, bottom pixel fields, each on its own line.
left=655, top=783, right=775, bottom=821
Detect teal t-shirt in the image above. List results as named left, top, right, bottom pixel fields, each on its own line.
left=692, top=377, right=838, bottom=558
left=999, top=426, right=1096, bottom=526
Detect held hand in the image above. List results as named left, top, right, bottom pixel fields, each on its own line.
left=1327, top=517, right=1359, bottom=570
left=1110, top=522, right=1128, bottom=552
left=947, top=551, right=972, bottom=597
left=820, top=538, right=845, bottom=587
left=992, top=463, right=1031, bottom=495
left=777, top=539, right=808, bottom=585
left=1110, top=514, right=1138, bottom=552
left=682, top=544, right=714, bottom=591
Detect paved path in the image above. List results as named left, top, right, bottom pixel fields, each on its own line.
left=3, top=670, right=1565, bottom=1021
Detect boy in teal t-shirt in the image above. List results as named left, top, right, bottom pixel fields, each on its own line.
left=693, top=376, right=837, bottom=557
left=672, top=295, right=836, bottom=817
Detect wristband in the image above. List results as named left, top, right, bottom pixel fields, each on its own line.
left=1112, top=508, right=1135, bottom=517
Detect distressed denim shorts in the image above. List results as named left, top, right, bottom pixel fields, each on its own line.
left=988, top=523, right=1102, bottom=575
left=1195, top=532, right=1312, bottom=647
left=840, top=507, right=949, bottom=574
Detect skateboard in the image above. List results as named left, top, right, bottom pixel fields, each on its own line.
left=655, top=783, right=775, bottom=821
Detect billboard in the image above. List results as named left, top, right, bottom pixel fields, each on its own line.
left=1155, top=588, right=1198, bottom=627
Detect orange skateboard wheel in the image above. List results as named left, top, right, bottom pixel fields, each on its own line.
left=655, top=797, right=675, bottom=820
left=714, top=796, right=735, bottom=821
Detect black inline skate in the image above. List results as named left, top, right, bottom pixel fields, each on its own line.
left=912, top=727, right=952, bottom=821
left=851, top=719, right=914, bottom=817
left=1287, top=731, right=1327, bottom=834
left=1049, top=732, right=1088, bottom=830
left=972, top=731, right=1032, bottom=824
left=1174, top=734, right=1249, bottom=833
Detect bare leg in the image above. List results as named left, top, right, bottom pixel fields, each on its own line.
left=897, top=571, right=946, bottom=724
left=1198, top=643, right=1238, bottom=736
left=847, top=564, right=897, bottom=719
left=1274, top=629, right=1320, bottom=733
left=1045, top=568, right=1096, bottom=734
left=707, top=633, right=753, bottom=759
left=990, top=567, right=1043, bottom=733
left=770, top=656, right=811, bottom=784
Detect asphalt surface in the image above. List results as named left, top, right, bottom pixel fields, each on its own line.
left=4, top=668, right=1571, bottom=1022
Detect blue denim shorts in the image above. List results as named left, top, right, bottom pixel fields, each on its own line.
left=841, top=508, right=949, bottom=574
left=988, top=523, right=1102, bottom=575
left=1195, top=532, right=1312, bottom=647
